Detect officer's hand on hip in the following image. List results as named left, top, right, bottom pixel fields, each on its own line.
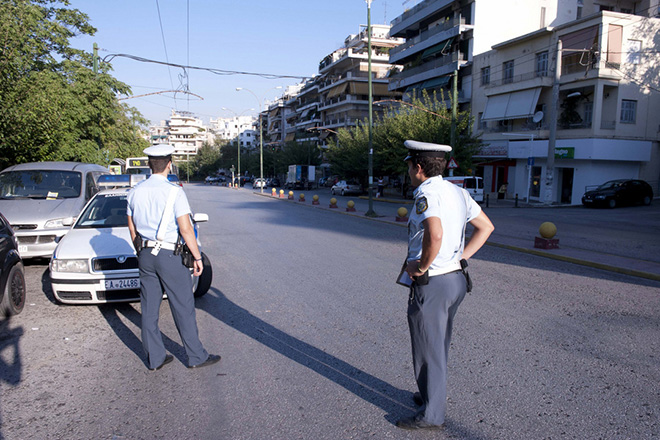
left=193, top=259, right=203, bottom=277
left=406, top=259, right=426, bottom=278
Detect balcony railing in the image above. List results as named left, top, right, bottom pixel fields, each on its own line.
left=389, top=16, right=464, bottom=58
left=390, top=51, right=465, bottom=79
left=319, top=47, right=391, bottom=71
left=391, top=0, right=440, bottom=27
left=485, top=71, right=551, bottom=88
left=600, top=120, right=616, bottom=130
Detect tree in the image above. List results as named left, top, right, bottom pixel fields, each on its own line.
left=326, top=92, right=481, bottom=186
left=0, top=0, right=149, bottom=170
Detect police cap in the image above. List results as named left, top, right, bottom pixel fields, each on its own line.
left=403, top=140, right=452, bottom=162
left=143, top=143, right=175, bottom=157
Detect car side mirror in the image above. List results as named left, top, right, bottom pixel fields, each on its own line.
left=193, top=213, right=208, bottom=223
left=62, top=217, right=75, bottom=227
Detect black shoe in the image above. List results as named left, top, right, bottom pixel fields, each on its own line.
left=413, top=392, right=423, bottom=406
left=188, top=354, right=221, bottom=369
left=149, top=354, right=173, bottom=371
left=396, top=416, right=444, bottom=430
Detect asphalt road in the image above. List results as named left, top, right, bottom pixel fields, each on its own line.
left=1, top=184, right=658, bottom=439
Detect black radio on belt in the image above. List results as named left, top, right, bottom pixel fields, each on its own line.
left=460, top=258, right=472, bottom=292
left=133, top=235, right=143, bottom=253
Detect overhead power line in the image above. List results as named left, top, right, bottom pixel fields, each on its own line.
left=101, top=53, right=309, bottom=81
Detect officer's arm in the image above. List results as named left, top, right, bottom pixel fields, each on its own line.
left=127, top=215, right=137, bottom=242
left=407, top=216, right=443, bottom=276
left=462, top=211, right=494, bottom=261
left=177, top=214, right=203, bottom=275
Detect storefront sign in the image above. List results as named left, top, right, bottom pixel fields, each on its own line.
left=554, top=147, right=575, bottom=159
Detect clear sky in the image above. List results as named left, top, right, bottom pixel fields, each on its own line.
left=68, top=0, right=411, bottom=125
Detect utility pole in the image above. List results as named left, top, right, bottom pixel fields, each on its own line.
left=365, top=0, right=376, bottom=217
left=545, top=40, right=562, bottom=205
left=450, top=70, right=458, bottom=177
left=93, top=43, right=99, bottom=74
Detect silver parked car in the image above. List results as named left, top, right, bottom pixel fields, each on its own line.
left=0, top=162, right=109, bottom=258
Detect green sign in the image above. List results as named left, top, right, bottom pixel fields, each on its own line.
left=554, top=147, right=575, bottom=159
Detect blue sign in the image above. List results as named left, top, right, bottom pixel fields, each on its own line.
left=527, top=157, right=535, bottom=166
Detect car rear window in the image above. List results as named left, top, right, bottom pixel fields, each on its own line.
left=0, top=170, right=82, bottom=199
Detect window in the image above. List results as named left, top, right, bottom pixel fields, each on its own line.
left=621, top=8, right=632, bottom=13
left=503, top=60, right=514, bottom=84
left=536, top=52, right=548, bottom=76
left=577, top=0, right=583, bottom=19
left=599, top=5, right=614, bottom=11
left=478, top=112, right=487, bottom=130
left=620, top=100, right=637, bottom=124
left=627, top=40, right=641, bottom=64
left=481, top=66, right=490, bottom=85
left=584, top=101, right=593, bottom=126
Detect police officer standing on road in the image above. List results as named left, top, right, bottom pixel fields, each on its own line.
left=397, top=140, right=494, bottom=430
left=127, top=144, right=221, bottom=371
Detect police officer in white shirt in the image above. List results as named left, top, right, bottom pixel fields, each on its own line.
left=127, top=144, right=220, bottom=371
left=397, top=140, right=494, bottom=430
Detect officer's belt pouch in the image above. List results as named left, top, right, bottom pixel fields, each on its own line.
left=133, top=235, right=143, bottom=253
left=460, top=258, right=472, bottom=293
left=174, top=234, right=195, bottom=269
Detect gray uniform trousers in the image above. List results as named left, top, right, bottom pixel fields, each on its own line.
left=407, top=270, right=467, bottom=425
left=138, top=248, right=208, bottom=369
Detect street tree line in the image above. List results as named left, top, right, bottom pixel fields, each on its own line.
left=0, top=0, right=148, bottom=171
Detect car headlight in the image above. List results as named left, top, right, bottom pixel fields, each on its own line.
left=45, top=217, right=75, bottom=228
left=51, top=259, right=89, bottom=273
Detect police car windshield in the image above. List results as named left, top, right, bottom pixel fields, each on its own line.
left=0, top=170, right=82, bottom=199
left=76, top=194, right=128, bottom=228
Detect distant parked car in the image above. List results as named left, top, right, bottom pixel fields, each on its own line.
left=0, top=212, right=26, bottom=316
left=205, top=175, right=220, bottom=185
left=0, top=161, right=109, bottom=259
left=331, top=180, right=363, bottom=196
left=253, top=178, right=267, bottom=189
left=168, top=174, right=183, bottom=187
left=269, top=178, right=281, bottom=188
left=582, top=179, right=653, bottom=208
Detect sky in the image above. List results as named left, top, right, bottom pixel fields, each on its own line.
left=67, top=0, right=413, bottom=125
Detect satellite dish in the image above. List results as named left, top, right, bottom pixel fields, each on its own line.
left=532, top=111, right=544, bottom=123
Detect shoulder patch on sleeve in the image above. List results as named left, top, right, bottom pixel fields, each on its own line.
left=416, top=196, right=428, bottom=214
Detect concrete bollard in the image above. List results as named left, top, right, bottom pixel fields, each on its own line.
left=279, top=189, right=285, bottom=198
left=288, top=191, right=294, bottom=200
left=312, top=195, right=320, bottom=205
left=329, top=197, right=338, bottom=209
left=534, top=222, right=559, bottom=249
left=346, top=200, right=356, bottom=212
left=396, top=207, right=409, bottom=222
left=299, top=193, right=306, bottom=202
left=272, top=188, right=276, bottom=196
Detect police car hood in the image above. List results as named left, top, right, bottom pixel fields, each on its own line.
left=53, top=226, right=135, bottom=260
left=0, top=198, right=81, bottom=226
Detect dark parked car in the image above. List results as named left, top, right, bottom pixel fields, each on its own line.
left=0, top=212, right=26, bottom=316
left=582, top=179, right=653, bottom=208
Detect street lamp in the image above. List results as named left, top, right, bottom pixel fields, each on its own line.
left=236, top=86, right=282, bottom=193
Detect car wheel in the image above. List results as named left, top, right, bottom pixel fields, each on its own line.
left=331, top=189, right=335, bottom=195
left=607, top=198, right=617, bottom=209
left=643, top=195, right=652, bottom=205
left=193, top=253, right=212, bottom=298
left=341, top=189, right=345, bottom=196
left=1, top=263, right=26, bottom=316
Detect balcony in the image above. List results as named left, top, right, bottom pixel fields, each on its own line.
left=391, top=0, right=453, bottom=35
left=389, top=16, right=466, bottom=63
left=319, top=47, right=392, bottom=72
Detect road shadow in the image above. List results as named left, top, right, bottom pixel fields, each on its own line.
left=98, top=302, right=187, bottom=368
left=0, top=316, right=24, bottom=440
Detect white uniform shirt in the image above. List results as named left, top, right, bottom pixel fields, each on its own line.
left=407, top=176, right=481, bottom=273
left=127, top=174, right=191, bottom=243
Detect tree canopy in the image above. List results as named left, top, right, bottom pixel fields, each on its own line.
left=0, top=0, right=149, bottom=170
left=326, top=92, right=481, bottom=183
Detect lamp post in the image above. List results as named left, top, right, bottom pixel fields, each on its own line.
left=236, top=87, right=282, bottom=193
left=365, top=0, right=376, bottom=217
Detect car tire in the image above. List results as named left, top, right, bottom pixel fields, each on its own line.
left=331, top=189, right=335, bottom=195
left=643, top=195, right=652, bottom=205
left=193, top=253, right=212, bottom=298
left=1, top=263, right=26, bottom=316
left=607, top=198, right=617, bottom=209
left=341, top=189, right=345, bottom=196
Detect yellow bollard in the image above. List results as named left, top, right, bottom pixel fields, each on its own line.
left=288, top=190, right=294, bottom=200
left=535, top=222, right=559, bottom=249
left=279, top=189, right=285, bottom=198
left=396, top=207, right=409, bottom=222
left=299, top=193, right=306, bottom=202
left=329, top=197, right=338, bottom=208
left=272, top=188, right=276, bottom=196
left=346, top=200, right=356, bottom=212
left=312, top=194, right=320, bottom=205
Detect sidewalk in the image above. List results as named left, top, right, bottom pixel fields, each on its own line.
left=248, top=187, right=660, bottom=282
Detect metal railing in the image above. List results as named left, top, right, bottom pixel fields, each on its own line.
left=389, top=51, right=465, bottom=78
left=485, top=71, right=551, bottom=88
left=389, top=16, right=464, bottom=58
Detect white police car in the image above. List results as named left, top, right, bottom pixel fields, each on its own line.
left=50, top=174, right=212, bottom=304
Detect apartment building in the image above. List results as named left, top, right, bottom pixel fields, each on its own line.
left=388, top=0, right=579, bottom=105
left=316, top=24, right=404, bottom=136
left=283, top=77, right=322, bottom=145
left=147, top=110, right=209, bottom=157
left=473, top=7, right=660, bottom=204
left=209, top=115, right=257, bottom=148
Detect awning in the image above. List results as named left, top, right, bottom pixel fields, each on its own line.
left=422, top=76, right=451, bottom=90
left=300, top=108, right=311, bottom=118
left=349, top=82, right=394, bottom=96
left=318, top=131, right=331, bottom=140
left=421, top=37, right=454, bottom=59
left=481, top=88, right=542, bottom=121
left=284, top=133, right=295, bottom=142
left=326, top=82, right=347, bottom=98
left=561, top=25, right=599, bottom=50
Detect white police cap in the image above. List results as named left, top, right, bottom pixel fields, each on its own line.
left=143, top=143, right=174, bottom=157
left=403, top=140, right=452, bottom=162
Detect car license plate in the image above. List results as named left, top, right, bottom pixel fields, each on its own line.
left=18, top=245, right=28, bottom=254
left=104, top=278, right=140, bottom=290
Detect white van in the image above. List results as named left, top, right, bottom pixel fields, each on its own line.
left=445, top=176, right=484, bottom=203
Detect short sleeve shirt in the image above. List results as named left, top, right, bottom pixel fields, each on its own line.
left=407, top=176, right=482, bottom=270
left=127, top=174, right=191, bottom=243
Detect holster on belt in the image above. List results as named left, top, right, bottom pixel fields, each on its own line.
left=133, top=235, right=143, bottom=253
left=460, top=258, right=472, bottom=292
